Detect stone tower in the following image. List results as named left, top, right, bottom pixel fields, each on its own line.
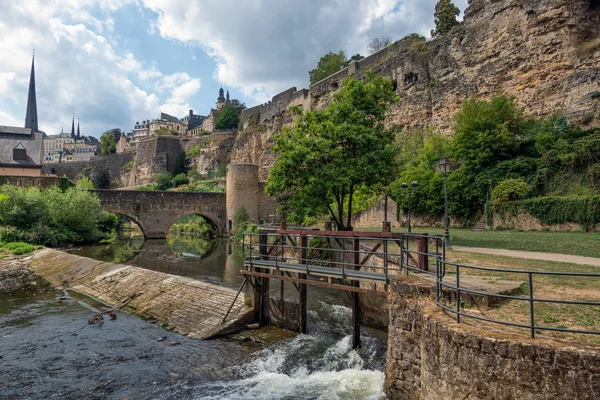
left=217, top=86, right=226, bottom=110
left=226, top=164, right=260, bottom=231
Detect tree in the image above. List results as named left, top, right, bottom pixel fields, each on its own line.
left=266, top=73, right=400, bottom=230
left=100, top=131, right=117, bottom=155
left=92, top=169, right=111, bottom=189
left=367, top=36, right=392, bottom=54
left=431, top=0, right=460, bottom=37
left=155, top=127, right=178, bottom=135
left=345, top=54, right=364, bottom=66
left=215, top=103, right=240, bottom=130
left=309, top=51, right=347, bottom=85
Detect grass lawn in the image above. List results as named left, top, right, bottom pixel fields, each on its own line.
left=356, top=226, right=600, bottom=258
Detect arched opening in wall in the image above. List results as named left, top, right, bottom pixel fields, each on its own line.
left=591, top=0, right=600, bottom=10
left=330, top=81, right=339, bottom=90
left=403, top=72, right=418, bottom=89
left=167, top=215, right=219, bottom=259
left=391, top=78, right=398, bottom=92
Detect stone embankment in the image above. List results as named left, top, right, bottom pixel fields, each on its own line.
left=386, top=277, right=600, bottom=399
left=28, top=249, right=253, bottom=339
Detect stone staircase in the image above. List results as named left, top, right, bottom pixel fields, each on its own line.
left=472, top=218, right=487, bottom=232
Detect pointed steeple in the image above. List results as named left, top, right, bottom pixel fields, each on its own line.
left=226, top=89, right=230, bottom=102
left=24, top=55, right=38, bottom=133
left=77, top=119, right=81, bottom=138
left=70, top=113, right=75, bottom=138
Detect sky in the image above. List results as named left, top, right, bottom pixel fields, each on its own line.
left=0, top=0, right=469, bottom=138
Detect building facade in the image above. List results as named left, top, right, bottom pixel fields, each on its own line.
left=44, top=117, right=98, bottom=163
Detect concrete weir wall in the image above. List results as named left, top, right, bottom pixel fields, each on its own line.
left=385, top=278, right=600, bottom=399
left=29, top=249, right=253, bottom=339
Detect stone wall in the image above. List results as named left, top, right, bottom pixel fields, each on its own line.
left=352, top=198, right=400, bottom=229
left=0, top=175, right=65, bottom=188
left=48, top=152, right=134, bottom=185
left=385, top=278, right=600, bottom=399
left=491, top=210, right=599, bottom=232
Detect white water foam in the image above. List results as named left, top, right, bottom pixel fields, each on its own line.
left=197, top=334, right=386, bottom=400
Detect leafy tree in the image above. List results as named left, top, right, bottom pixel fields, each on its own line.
left=100, top=131, right=117, bottom=155
left=230, top=99, right=247, bottom=115
left=431, top=0, right=460, bottom=37
left=367, top=36, right=392, bottom=54
left=171, top=173, right=189, bottom=187
left=309, top=51, right=347, bottom=85
left=266, top=73, right=400, bottom=230
left=155, top=127, right=178, bottom=135
left=491, top=179, right=530, bottom=202
left=345, top=54, right=365, bottom=66
left=215, top=103, right=241, bottom=130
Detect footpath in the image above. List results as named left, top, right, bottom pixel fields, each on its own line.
left=451, top=246, right=600, bottom=267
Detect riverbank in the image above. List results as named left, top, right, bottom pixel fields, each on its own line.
left=24, top=249, right=253, bottom=339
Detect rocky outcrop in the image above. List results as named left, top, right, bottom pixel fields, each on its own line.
left=233, top=0, right=600, bottom=178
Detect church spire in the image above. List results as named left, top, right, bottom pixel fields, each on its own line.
left=77, top=118, right=80, bottom=138
left=226, top=89, right=230, bottom=102
left=24, top=55, right=38, bottom=133
left=217, top=86, right=225, bottom=104
left=70, top=113, right=75, bottom=138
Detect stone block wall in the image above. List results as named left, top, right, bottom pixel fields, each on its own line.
left=386, top=278, right=600, bottom=399
left=48, top=152, right=134, bottom=184
left=0, top=175, right=64, bottom=188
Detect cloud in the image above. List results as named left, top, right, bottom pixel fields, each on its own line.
left=142, top=0, right=469, bottom=103
left=0, top=0, right=201, bottom=136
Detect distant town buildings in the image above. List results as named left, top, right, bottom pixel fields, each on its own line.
left=43, top=116, right=99, bottom=163
left=0, top=56, right=44, bottom=176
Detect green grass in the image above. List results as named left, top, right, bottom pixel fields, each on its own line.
left=356, top=227, right=600, bottom=258
left=0, top=242, right=36, bottom=255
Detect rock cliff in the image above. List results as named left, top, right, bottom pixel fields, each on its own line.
left=232, top=0, right=600, bottom=178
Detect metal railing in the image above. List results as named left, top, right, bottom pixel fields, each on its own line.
left=242, top=230, right=445, bottom=283
left=436, top=259, right=600, bottom=338
left=242, top=229, right=600, bottom=338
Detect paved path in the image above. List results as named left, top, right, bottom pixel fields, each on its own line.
left=451, top=246, right=600, bottom=267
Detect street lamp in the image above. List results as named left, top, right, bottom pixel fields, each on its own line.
left=401, top=181, right=419, bottom=233
left=437, top=157, right=452, bottom=250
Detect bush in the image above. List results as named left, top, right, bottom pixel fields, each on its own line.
left=0, top=226, right=21, bottom=243
left=587, top=164, right=600, bottom=189
left=186, top=145, right=202, bottom=158
left=92, top=169, right=111, bottom=189
left=154, top=173, right=174, bottom=191
left=76, top=176, right=95, bottom=190
left=491, top=178, right=530, bottom=202
left=0, top=185, right=110, bottom=246
left=171, top=173, right=189, bottom=187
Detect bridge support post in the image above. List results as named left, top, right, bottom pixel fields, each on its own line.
left=258, top=232, right=270, bottom=326
left=352, top=237, right=361, bottom=349
left=299, top=234, right=308, bottom=334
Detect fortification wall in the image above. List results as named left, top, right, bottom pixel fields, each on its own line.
left=48, top=152, right=134, bottom=183
left=0, top=175, right=65, bottom=189
left=226, top=164, right=260, bottom=225
left=386, top=278, right=600, bottom=399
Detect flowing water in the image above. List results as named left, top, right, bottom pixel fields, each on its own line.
left=1, top=235, right=387, bottom=399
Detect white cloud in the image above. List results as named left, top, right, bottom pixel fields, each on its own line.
left=142, top=0, right=470, bottom=103
left=0, top=0, right=201, bottom=135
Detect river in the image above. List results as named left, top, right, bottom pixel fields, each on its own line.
left=0, top=235, right=387, bottom=399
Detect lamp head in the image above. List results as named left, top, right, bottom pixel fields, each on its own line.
left=401, top=182, right=408, bottom=189
left=411, top=181, right=419, bottom=189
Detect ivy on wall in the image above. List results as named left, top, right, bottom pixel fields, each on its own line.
left=490, top=196, right=600, bottom=230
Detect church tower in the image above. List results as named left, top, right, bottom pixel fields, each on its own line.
left=217, top=86, right=226, bottom=110
left=70, top=114, right=75, bottom=138
left=24, top=56, right=38, bottom=133
left=77, top=119, right=81, bottom=139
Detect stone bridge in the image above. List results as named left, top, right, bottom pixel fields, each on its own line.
left=93, top=190, right=227, bottom=238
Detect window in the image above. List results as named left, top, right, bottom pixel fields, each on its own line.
left=13, top=143, right=27, bottom=161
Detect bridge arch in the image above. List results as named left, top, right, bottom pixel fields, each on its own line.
left=92, top=190, right=227, bottom=239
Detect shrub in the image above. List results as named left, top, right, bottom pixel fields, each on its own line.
left=154, top=173, right=174, bottom=191
left=491, top=179, right=530, bottom=203
left=186, top=145, right=202, bottom=158
left=92, top=169, right=111, bottom=189
left=587, top=164, right=600, bottom=189
left=0, top=185, right=109, bottom=246
left=171, top=173, right=189, bottom=187
left=76, top=176, right=95, bottom=190
left=0, top=226, right=21, bottom=243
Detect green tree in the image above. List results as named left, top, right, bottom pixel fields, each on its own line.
left=155, top=173, right=174, bottom=191
left=155, top=127, right=178, bottom=135
left=309, top=51, right=347, bottom=85
left=266, top=73, right=400, bottom=230
left=215, top=103, right=240, bottom=130
left=75, top=176, right=94, bottom=190
left=431, top=0, right=460, bottom=37
left=92, top=169, right=111, bottom=189
left=345, top=53, right=365, bottom=66
left=100, top=131, right=117, bottom=155
left=367, top=36, right=392, bottom=54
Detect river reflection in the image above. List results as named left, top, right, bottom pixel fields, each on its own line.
left=70, top=234, right=246, bottom=289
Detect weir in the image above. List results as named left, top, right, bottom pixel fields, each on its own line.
left=240, top=229, right=443, bottom=348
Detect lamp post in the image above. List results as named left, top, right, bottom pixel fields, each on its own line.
left=437, top=157, right=452, bottom=250
left=401, top=181, right=419, bottom=233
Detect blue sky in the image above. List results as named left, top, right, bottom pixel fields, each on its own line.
left=0, top=0, right=468, bottom=137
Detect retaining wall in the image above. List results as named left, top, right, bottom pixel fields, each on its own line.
left=385, top=278, right=600, bottom=399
